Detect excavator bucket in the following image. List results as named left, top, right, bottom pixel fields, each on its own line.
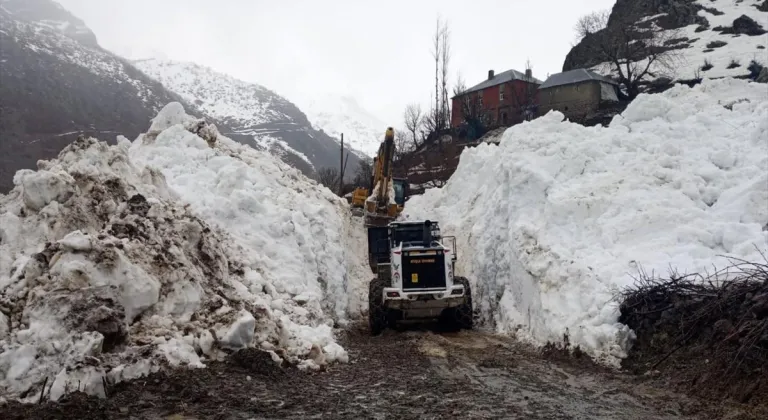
left=351, top=187, right=367, bottom=208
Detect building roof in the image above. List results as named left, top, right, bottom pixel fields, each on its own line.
left=539, top=68, right=618, bottom=90
left=457, top=69, right=544, bottom=97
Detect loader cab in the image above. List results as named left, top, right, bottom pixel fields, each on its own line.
left=390, top=220, right=440, bottom=248
left=367, top=220, right=456, bottom=273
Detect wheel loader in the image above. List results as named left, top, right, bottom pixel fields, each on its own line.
left=366, top=220, right=473, bottom=335
left=359, top=128, right=473, bottom=334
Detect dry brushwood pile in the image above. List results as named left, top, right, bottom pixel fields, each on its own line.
left=618, top=258, right=768, bottom=405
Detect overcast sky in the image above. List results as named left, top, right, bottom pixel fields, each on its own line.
left=57, top=0, right=615, bottom=124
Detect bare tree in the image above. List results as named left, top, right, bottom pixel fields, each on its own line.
left=454, top=73, right=466, bottom=97
left=451, top=76, right=490, bottom=139
left=429, top=17, right=451, bottom=135
left=574, top=10, right=610, bottom=41
left=507, top=59, right=539, bottom=122
left=403, top=103, right=423, bottom=150
left=393, top=129, right=413, bottom=163
left=574, top=10, right=683, bottom=99
left=317, top=167, right=340, bottom=190
left=431, top=17, right=442, bottom=133
left=440, top=24, right=451, bottom=129
left=352, top=159, right=372, bottom=189
left=420, top=105, right=439, bottom=141
left=418, top=140, right=460, bottom=189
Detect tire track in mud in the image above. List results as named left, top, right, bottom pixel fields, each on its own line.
left=413, top=330, right=701, bottom=419
left=0, top=324, right=753, bottom=420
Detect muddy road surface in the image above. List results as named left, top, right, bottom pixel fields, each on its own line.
left=1, top=324, right=756, bottom=420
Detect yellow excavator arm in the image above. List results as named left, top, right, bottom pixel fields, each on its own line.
left=357, top=127, right=408, bottom=226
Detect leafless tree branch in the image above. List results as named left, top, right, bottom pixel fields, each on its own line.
left=403, top=103, right=423, bottom=150
left=574, top=10, right=610, bottom=41
left=317, top=167, right=340, bottom=191
left=574, top=11, right=683, bottom=99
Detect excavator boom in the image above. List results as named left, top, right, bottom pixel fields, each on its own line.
left=364, top=127, right=405, bottom=227
left=376, top=129, right=394, bottom=204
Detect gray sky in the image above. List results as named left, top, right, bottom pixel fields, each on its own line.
left=57, top=0, right=615, bottom=124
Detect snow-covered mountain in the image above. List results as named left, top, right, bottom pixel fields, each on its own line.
left=299, top=95, right=387, bottom=158
left=566, top=0, right=768, bottom=83
left=0, top=0, right=195, bottom=193
left=0, top=0, right=98, bottom=47
left=133, top=59, right=363, bottom=177
left=0, top=0, right=363, bottom=192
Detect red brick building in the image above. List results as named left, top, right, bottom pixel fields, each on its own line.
left=451, top=68, right=543, bottom=129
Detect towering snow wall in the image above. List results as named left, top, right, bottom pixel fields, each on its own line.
left=0, top=103, right=367, bottom=402
left=404, top=78, right=768, bottom=364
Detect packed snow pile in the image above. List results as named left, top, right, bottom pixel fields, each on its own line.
left=0, top=103, right=365, bottom=403
left=404, top=78, right=768, bottom=365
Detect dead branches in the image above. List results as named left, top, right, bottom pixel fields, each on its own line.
left=403, top=104, right=424, bottom=150
left=618, top=257, right=768, bottom=387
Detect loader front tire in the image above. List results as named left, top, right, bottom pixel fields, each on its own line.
left=368, top=277, right=388, bottom=335
left=453, top=276, right=474, bottom=330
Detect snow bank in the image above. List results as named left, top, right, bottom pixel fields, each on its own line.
left=404, top=78, right=768, bottom=364
left=0, top=103, right=366, bottom=402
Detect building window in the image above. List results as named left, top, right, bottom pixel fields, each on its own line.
left=499, top=85, right=505, bottom=101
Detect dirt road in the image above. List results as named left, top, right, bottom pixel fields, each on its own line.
left=0, top=324, right=755, bottom=420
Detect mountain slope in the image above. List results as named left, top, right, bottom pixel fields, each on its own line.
left=565, top=0, right=768, bottom=83
left=133, top=59, right=363, bottom=178
left=298, top=95, right=386, bottom=158
left=0, top=0, right=98, bottom=46
left=0, top=0, right=205, bottom=193
left=0, top=0, right=360, bottom=193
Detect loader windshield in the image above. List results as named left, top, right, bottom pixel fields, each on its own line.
left=391, top=222, right=438, bottom=247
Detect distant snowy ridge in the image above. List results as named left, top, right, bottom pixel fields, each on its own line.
left=299, top=95, right=388, bottom=158
left=0, top=0, right=99, bottom=47
left=132, top=59, right=364, bottom=178
left=132, top=59, right=313, bottom=169
left=0, top=103, right=368, bottom=403
left=0, top=7, right=158, bottom=108
left=133, top=60, right=292, bottom=126
left=0, top=0, right=205, bottom=194
left=405, top=77, right=768, bottom=365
